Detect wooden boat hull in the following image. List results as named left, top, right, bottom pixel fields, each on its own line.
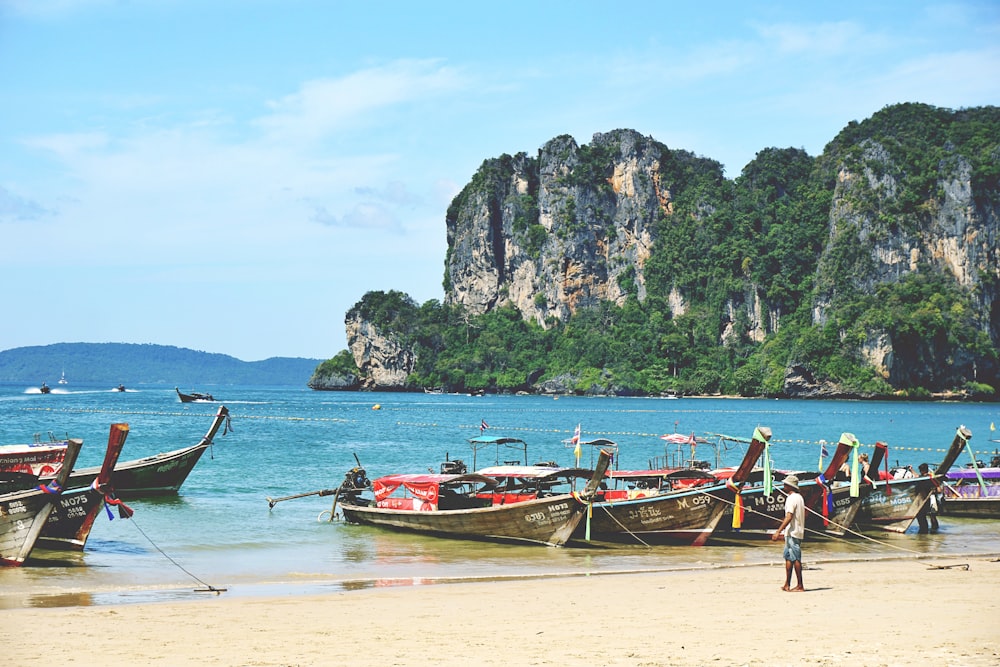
left=856, top=477, right=935, bottom=532
left=939, top=496, right=1000, bottom=519
left=38, top=423, right=130, bottom=551
left=35, top=485, right=106, bottom=551
left=66, top=445, right=210, bottom=497
left=44, top=407, right=230, bottom=498
left=571, top=427, right=774, bottom=546
left=849, top=426, right=970, bottom=533
left=339, top=493, right=589, bottom=547
left=940, top=467, right=1000, bottom=518
left=714, top=482, right=860, bottom=539
left=1, top=440, right=82, bottom=566
left=572, top=485, right=731, bottom=546
left=176, top=388, right=215, bottom=403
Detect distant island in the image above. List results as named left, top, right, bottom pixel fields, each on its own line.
left=0, top=343, right=322, bottom=387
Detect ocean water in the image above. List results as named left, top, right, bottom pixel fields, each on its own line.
left=1, top=383, right=998, bottom=608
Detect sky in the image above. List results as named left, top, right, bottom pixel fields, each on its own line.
left=1, top=1, right=998, bottom=361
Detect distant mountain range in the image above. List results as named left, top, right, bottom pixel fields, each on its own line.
left=0, top=343, right=323, bottom=387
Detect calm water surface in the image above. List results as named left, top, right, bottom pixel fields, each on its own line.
left=2, top=384, right=998, bottom=608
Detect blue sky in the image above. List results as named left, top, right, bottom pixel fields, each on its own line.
left=1, top=1, right=998, bottom=361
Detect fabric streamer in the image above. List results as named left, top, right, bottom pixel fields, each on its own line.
left=36, top=480, right=63, bottom=495
left=104, top=494, right=134, bottom=520
left=849, top=436, right=861, bottom=498
left=726, top=478, right=743, bottom=528
left=762, top=441, right=773, bottom=497
left=965, top=440, right=988, bottom=493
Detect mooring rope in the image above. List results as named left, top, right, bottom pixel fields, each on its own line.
left=587, top=503, right=653, bottom=547
left=691, top=486, right=968, bottom=567
left=126, top=516, right=226, bottom=594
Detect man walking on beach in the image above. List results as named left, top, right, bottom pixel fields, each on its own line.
left=771, top=474, right=805, bottom=592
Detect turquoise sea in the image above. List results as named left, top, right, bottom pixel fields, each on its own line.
left=1, top=383, right=998, bottom=608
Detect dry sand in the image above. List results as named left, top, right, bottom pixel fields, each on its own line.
left=3, top=555, right=999, bottom=667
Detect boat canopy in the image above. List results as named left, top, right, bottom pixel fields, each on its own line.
left=467, top=435, right=530, bottom=468
left=467, top=436, right=528, bottom=446
left=609, top=468, right=715, bottom=481
left=372, top=473, right=499, bottom=502
left=947, top=468, right=1000, bottom=480
left=476, top=465, right=593, bottom=481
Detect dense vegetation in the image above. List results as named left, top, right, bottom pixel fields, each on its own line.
left=323, top=104, right=1000, bottom=399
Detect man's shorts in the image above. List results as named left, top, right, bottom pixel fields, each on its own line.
left=784, top=535, right=802, bottom=562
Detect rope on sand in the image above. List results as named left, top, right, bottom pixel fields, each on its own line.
left=693, top=487, right=972, bottom=570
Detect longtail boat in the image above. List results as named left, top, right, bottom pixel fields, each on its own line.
left=713, top=432, right=866, bottom=540
left=328, top=449, right=612, bottom=547
left=940, top=464, right=1000, bottom=519
left=36, top=423, right=132, bottom=551
left=0, top=439, right=82, bottom=566
left=938, top=444, right=1000, bottom=518
left=856, top=426, right=971, bottom=532
left=176, top=387, right=215, bottom=403
left=569, top=427, right=772, bottom=546
left=42, top=406, right=231, bottom=498
left=0, top=440, right=69, bottom=494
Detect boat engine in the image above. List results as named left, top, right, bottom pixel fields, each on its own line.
left=338, top=466, right=371, bottom=504
left=440, top=459, right=467, bottom=474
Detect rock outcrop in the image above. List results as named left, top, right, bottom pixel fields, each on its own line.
left=339, top=105, right=999, bottom=397
left=811, top=136, right=999, bottom=391
left=445, top=130, right=666, bottom=326
left=345, top=313, right=416, bottom=390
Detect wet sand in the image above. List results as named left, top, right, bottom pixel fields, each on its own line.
left=3, top=554, right=998, bottom=667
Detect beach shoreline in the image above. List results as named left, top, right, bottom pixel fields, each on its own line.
left=3, top=554, right=998, bottom=667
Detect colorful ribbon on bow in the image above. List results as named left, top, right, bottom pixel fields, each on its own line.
left=846, top=434, right=861, bottom=498
left=36, top=480, right=63, bottom=495
left=103, top=493, right=134, bottom=520
left=816, top=473, right=831, bottom=526
left=762, top=438, right=773, bottom=498
left=726, top=478, right=744, bottom=529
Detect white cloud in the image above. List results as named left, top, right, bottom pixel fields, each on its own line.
left=754, top=21, right=882, bottom=56
left=254, top=60, right=467, bottom=146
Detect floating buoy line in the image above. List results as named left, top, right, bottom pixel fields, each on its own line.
left=394, top=420, right=970, bottom=454
left=20, top=406, right=354, bottom=423
left=19, top=407, right=983, bottom=455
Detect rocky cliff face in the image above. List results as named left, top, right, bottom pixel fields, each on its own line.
left=342, top=106, right=999, bottom=396
left=345, top=313, right=415, bottom=390
left=809, top=138, right=999, bottom=389
left=445, top=130, right=665, bottom=325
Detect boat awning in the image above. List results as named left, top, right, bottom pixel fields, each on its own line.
left=372, top=473, right=498, bottom=502
left=476, top=465, right=593, bottom=480
left=467, top=436, right=528, bottom=446
left=609, top=468, right=716, bottom=481
left=947, top=468, right=1000, bottom=480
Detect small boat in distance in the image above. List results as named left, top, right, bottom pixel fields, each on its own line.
left=176, top=387, right=215, bottom=403
left=58, top=371, right=68, bottom=385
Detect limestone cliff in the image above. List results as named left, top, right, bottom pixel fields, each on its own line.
left=339, top=105, right=999, bottom=397
left=807, top=126, right=999, bottom=391
left=444, top=130, right=666, bottom=325
left=345, top=312, right=415, bottom=390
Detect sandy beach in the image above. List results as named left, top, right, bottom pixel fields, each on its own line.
left=3, top=554, right=998, bottom=667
